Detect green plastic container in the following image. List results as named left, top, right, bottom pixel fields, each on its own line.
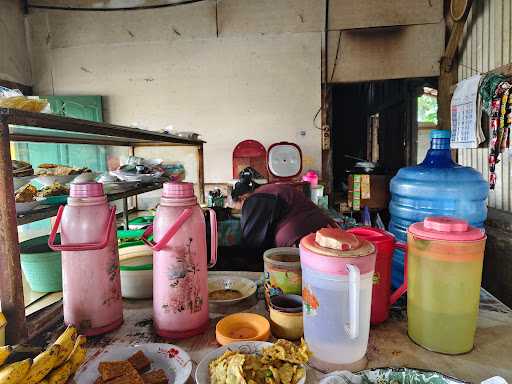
left=20, top=235, right=62, bottom=292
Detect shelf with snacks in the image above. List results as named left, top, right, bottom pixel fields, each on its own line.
left=0, top=108, right=206, bottom=344
left=16, top=182, right=164, bottom=226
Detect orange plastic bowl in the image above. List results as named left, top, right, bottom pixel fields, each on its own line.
left=215, top=313, right=271, bottom=346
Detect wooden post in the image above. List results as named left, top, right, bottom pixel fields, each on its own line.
left=438, top=0, right=473, bottom=131
left=197, top=144, right=205, bottom=204
left=0, top=120, right=27, bottom=343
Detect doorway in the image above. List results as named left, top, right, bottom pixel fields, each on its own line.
left=330, top=78, right=437, bottom=211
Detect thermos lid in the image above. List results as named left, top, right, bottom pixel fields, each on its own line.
left=69, top=182, right=104, bottom=197
left=163, top=182, right=195, bottom=198
left=408, top=216, right=485, bottom=241
left=300, top=228, right=375, bottom=258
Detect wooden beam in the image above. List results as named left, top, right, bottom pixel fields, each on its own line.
left=197, top=144, right=205, bottom=204
left=437, top=0, right=473, bottom=131
left=0, top=119, right=27, bottom=343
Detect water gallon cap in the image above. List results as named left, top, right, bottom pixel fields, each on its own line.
left=70, top=182, right=104, bottom=197
left=430, top=130, right=451, bottom=140
left=163, top=182, right=195, bottom=198
left=300, top=228, right=375, bottom=258
left=408, top=216, right=485, bottom=241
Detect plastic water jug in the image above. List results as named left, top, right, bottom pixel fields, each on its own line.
left=347, top=227, right=407, bottom=324
left=407, top=217, right=486, bottom=354
left=49, top=182, right=123, bottom=336
left=300, top=228, right=376, bottom=371
left=142, top=182, right=217, bottom=339
left=389, top=130, right=488, bottom=288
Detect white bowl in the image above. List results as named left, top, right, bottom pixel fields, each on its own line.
left=74, top=343, right=192, bottom=384
left=119, top=246, right=153, bottom=299
left=195, top=341, right=306, bottom=384
left=207, top=275, right=257, bottom=304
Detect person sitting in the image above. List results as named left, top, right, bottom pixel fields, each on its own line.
left=231, top=172, right=334, bottom=250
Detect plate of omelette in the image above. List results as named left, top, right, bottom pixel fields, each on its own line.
left=196, top=339, right=310, bottom=384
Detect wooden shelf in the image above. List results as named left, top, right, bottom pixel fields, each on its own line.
left=16, top=183, right=163, bottom=225
left=1, top=108, right=204, bottom=146
left=0, top=108, right=206, bottom=343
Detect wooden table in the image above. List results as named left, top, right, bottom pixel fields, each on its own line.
left=60, top=272, right=512, bottom=383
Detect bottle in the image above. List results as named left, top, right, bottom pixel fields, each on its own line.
left=142, top=182, right=217, bottom=339
left=49, top=182, right=123, bottom=336
left=389, top=130, right=488, bottom=288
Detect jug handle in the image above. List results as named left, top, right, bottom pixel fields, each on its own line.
left=390, top=242, right=408, bottom=305
left=345, top=264, right=360, bottom=340
left=141, top=208, right=193, bottom=251
left=207, top=209, right=218, bottom=268
left=48, top=205, right=116, bottom=251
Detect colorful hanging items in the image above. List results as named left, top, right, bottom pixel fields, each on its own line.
left=487, top=81, right=512, bottom=189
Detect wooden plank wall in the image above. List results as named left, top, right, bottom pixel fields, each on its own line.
left=458, top=0, right=512, bottom=212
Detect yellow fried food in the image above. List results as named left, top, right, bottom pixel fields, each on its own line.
left=209, top=340, right=310, bottom=384
left=15, top=184, right=37, bottom=203
left=261, top=339, right=310, bottom=365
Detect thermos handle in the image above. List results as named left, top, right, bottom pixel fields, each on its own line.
left=390, top=241, right=408, bottom=304
left=345, top=263, right=360, bottom=340
left=207, top=208, right=218, bottom=268
left=141, top=208, right=193, bottom=251
left=48, top=206, right=116, bottom=251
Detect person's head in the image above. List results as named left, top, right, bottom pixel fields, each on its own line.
left=230, top=169, right=260, bottom=209
left=231, top=180, right=258, bottom=209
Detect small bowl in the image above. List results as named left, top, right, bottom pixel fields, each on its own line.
left=270, top=294, right=303, bottom=313
left=119, top=246, right=153, bottom=299
left=208, top=276, right=257, bottom=305
left=215, top=313, right=270, bottom=346
left=269, top=306, right=303, bottom=341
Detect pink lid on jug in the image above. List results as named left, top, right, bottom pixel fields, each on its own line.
left=408, top=216, right=485, bottom=241
left=70, top=182, right=105, bottom=197
left=163, top=182, right=194, bottom=198
left=300, top=228, right=376, bottom=276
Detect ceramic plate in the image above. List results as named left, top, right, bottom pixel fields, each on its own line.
left=208, top=276, right=257, bottom=304
left=74, top=343, right=192, bottom=384
left=358, top=367, right=468, bottom=384
left=195, top=341, right=306, bottom=384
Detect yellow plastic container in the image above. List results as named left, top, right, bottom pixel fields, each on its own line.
left=0, top=312, right=6, bottom=346
left=407, top=217, right=486, bottom=354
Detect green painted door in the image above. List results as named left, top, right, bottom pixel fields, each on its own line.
left=15, top=96, right=107, bottom=172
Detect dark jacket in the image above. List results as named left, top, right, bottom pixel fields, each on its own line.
left=240, top=183, right=333, bottom=248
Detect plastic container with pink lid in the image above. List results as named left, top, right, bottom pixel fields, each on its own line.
left=407, top=216, right=486, bottom=354
left=300, top=228, right=376, bottom=372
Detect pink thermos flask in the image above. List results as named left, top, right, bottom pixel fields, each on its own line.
left=49, top=182, right=123, bottom=336
left=142, top=182, right=217, bottom=339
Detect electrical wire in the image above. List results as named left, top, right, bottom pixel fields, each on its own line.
left=27, top=0, right=207, bottom=12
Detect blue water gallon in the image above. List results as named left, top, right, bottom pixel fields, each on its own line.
left=389, top=130, right=488, bottom=288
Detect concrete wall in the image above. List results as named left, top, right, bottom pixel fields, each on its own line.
left=27, top=1, right=322, bottom=183
left=26, top=0, right=444, bottom=183
left=0, top=0, right=31, bottom=85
